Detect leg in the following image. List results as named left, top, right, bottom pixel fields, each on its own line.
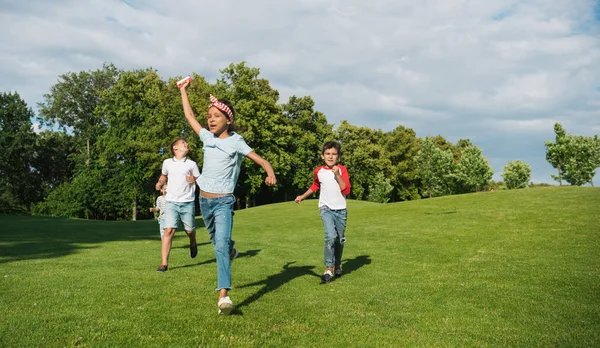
left=212, top=195, right=235, bottom=292
left=159, top=202, right=180, bottom=270
left=161, top=227, right=176, bottom=266
left=332, top=209, right=347, bottom=272
left=320, top=206, right=338, bottom=269
left=180, top=202, right=197, bottom=258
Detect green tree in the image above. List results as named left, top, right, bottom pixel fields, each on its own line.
left=451, top=146, right=494, bottom=193
left=0, top=92, right=37, bottom=213
left=380, top=125, right=421, bottom=201
left=281, top=95, right=333, bottom=199
left=367, top=172, right=394, bottom=203
left=502, top=160, right=531, bottom=189
left=335, top=121, right=392, bottom=200
left=561, top=135, right=600, bottom=186
left=95, top=69, right=170, bottom=220
left=416, top=137, right=454, bottom=198
left=545, top=123, right=568, bottom=186
left=31, top=130, right=77, bottom=199
left=38, top=63, right=121, bottom=164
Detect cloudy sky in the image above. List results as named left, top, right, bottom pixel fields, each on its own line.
left=2, top=0, right=599, bottom=184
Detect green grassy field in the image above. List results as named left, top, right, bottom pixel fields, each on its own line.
left=1, top=187, right=599, bottom=347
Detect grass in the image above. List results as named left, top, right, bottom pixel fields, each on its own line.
left=1, top=187, right=599, bottom=347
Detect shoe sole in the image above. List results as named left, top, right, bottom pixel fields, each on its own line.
left=218, top=303, right=234, bottom=315
left=230, top=248, right=239, bottom=262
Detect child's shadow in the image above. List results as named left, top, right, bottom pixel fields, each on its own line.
left=327, top=255, right=371, bottom=283
left=233, top=262, right=320, bottom=314
left=169, top=249, right=261, bottom=270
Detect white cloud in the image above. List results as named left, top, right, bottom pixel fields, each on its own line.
left=1, top=0, right=599, bottom=184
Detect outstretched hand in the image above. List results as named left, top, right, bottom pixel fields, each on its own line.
left=294, top=196, right=303, bottom=204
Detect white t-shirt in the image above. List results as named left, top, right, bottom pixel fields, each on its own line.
left=161, top=157, right=200, bottom=203
left=309, top=165, right=351, bottom=210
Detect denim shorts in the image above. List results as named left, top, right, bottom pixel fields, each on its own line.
left=164, top=201, right=196, bottom=231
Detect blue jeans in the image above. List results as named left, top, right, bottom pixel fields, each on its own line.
left=200, top=194, right=236, bottom=290
left=320, top=206, right=347, bottom=268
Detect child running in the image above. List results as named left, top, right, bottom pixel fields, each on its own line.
left=155, top=138, right=201, bottom=272
left=149, top=185, right=167, bottom=240
left=179, top=79, right=277, bottom=315
left=295, top=141, right=351, bottom=283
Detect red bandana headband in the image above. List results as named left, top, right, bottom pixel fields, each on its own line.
left=209, top=94, right=234, bottom=122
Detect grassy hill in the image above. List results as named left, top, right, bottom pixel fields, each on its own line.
left=1, top=187, right=599, bottom=346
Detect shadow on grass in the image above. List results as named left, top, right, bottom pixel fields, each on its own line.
left=169, top=249, right=262, bottom=270
left=0, top=215, right=205, bottom=264
left=327, top=255, right=372, bottom=284
left=232, top=261, right=321, bottom=315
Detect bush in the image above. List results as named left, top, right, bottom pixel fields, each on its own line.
left=367, top=173, right=394, bottom=203
left=502, top=160, right=531, bottom=189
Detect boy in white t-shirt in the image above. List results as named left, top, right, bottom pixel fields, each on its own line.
left=295, top=141, right=351, bottom=283
left=154, top=138, right=201, bottom=272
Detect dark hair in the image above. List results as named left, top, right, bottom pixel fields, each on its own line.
left=322, top=141, right=341, bottom=156
left=170, top=137, right=187, bottom=156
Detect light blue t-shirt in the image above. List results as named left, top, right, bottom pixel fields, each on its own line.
left=197, top=128, right=253, bottom=194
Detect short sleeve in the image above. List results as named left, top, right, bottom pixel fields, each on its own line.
left=161, top=160, right=168, bottom=176
left=192, top=163, right=200, bottom=177
left=199, top=128, right=211, bottom=143
left=236, top=137, right=252, bottom=156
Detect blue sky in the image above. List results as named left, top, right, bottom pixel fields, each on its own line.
left=1, top=0, right=599, bottom=184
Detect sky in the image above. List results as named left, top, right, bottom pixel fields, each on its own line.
left=1, top=0, right=599, bottom=184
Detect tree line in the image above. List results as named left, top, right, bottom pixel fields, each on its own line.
left=1, top=62, right=598, bottom=219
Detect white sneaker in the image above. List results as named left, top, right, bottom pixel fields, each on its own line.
left=218, top=296, right=234, bottom=315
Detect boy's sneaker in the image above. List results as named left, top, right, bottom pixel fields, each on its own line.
left=230, top=248, right=239, bottom=262
left=334, top=268, right=342, bottom=277
left=321, top=270, right=333, bottom=284
left=218, top=296, right=234, bottom=315
left=156, top=265, right=168, bottom=272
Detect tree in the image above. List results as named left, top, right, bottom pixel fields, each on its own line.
left=415, top=137, right=454, bottom=198
left=367, top=172, right=394, bottom=203
left=281, top=95, right=333, bottom=199
left=545, top=123, right=568, bottom=185
left=545, top=123, right=600, bottom=186
left=502, top=160, right=531, bottom=189
left=335, top=121, right=393, bottom=200
left=0, top=92, right=37, bottom=213
left=95, top=69, right=170, bottom=220
left=380, top=126, right=421, bottom=201
left=561, top=135, right=600, bottom=186
left=38, top=63, right=121, bottom=164
left=451, top=146, right=494, bottom=193
left=31, top=130, right=77, bottom=199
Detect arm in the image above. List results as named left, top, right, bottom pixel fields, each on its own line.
left=294, top=189, right=314, bottom=203
left=332, top=166, right=346, bottom=190
left=155, top=174, right=167, bottom=191
left=180, top=80, right=203, bottom=135
left=246, top=151, right=277, bottom=186
left=333, top=165, right=351, bottom=196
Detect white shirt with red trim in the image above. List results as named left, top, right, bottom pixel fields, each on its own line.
left=309, top=164, right=351, bottom=210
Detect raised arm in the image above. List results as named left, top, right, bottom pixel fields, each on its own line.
left=179, top=80, right=203, bottom=135
left=246, top=151, right=277, bottom=186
